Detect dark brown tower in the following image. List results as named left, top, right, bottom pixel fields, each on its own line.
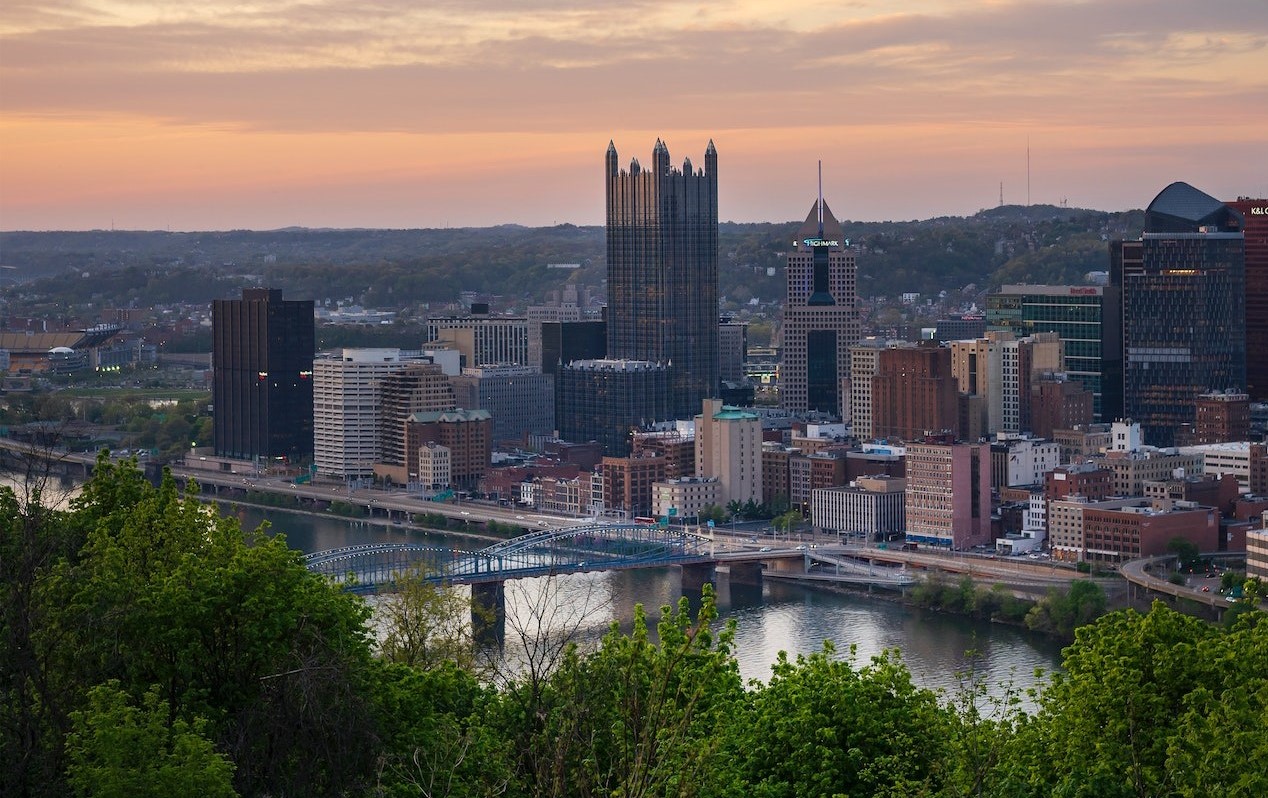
left=605, top=140, right=719, bottom=419
left=212, top=288, right=314, bottom=463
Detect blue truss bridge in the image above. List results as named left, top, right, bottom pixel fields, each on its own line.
left=303, top=522, right=715, bottom=593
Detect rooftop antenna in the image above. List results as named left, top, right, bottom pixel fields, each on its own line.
left=817, top=160, right=824, bottom=238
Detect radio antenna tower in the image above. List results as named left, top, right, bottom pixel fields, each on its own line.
left=817, top=160, right=824, bottom=237
left=1027, top=137, right=1031, bottom=206
left=999, top=182, right=1004, bottom=207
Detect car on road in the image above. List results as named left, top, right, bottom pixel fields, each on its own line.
left=759, top=546, right=772, bottom=553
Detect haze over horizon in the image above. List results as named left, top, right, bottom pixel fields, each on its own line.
left=2, top=0, right=1266, bottom=232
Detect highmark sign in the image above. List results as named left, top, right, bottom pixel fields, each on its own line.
left=802, top=237, right=849, bottom=248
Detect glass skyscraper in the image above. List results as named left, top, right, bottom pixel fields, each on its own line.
left=986, top=284, right=1122, bottom=423
left=1113, top=182, right=1246, bottom=448
left=605, top=139, right=718, bottom=419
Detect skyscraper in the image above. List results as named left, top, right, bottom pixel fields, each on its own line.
left=1113, top=182, right=1246, bottom=447
left=212, top=288, right=314, bottom=463
left=1223, top=197, right=1268, bottom=401
left=605, top=139, right=719, bottom=419
left=781, top=190, right=859, bottom=417
left=986, top=284, right=1123, bottom=422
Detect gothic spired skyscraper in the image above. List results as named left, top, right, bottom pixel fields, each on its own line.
left=780, top=188, right=859, bottom=417
left=605, top=139, right=719, bottom=419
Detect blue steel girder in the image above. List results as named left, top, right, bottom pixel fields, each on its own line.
left=304, top=522, right=714, bottom=590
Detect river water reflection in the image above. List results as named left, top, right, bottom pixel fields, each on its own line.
left=234, top=504, right=1063, bottom=703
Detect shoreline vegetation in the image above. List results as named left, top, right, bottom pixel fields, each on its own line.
left=3, top=459, right=1266, bottom=797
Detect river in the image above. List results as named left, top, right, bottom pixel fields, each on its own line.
left=231, top=504, right=1064, bottom=704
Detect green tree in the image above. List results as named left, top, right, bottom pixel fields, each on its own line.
left=371, top=662, right=512, bottom=798
left=509, top=589, right=743, bottom=798
left=699, top=504, right=728, bottom=526
left=37, top=457, right=380, bottom=797
left=1024, top=579, right=1106, bottom=639
left=1016, top=603, right=1226, bottom=797
left=377, top=568, right=485, bottom=673
left=725, top=645, right=951, bottom=798
left=1167, top=536, right=1201, bottom=572
left=65, top=682, right=236, bottom=798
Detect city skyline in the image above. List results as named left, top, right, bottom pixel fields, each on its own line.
left=2, top=0, right=1266, bottom=231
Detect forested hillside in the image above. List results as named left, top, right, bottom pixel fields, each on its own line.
left=2, top=206, right=1143, bottom=314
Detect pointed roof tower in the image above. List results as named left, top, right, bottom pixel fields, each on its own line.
left=606, top=140, right=619, bottom=176
left=795, top=199, right=846, bottom=249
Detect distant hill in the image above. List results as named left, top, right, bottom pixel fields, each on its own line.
left=0, top=206, right=1143, bottom=312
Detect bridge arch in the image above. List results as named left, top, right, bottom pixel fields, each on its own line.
left=304, top=522, right=715, bottom=592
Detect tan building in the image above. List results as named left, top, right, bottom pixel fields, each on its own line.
left=1003, top=332, right=1063, bottom=433
left=848, top=337, right=894, bottom=442
left=1178, top=441, right=1268, bottom=494
left=652, top=477, right=723, bottom=522
left=415, top=442, right=451, bottom=490
left=1053, top=423, right=1113, bottom=464
left=780, top=199, right=859, bottom=417
left=951, top=335, right=1005, bottom=435
left=315, top=348, right=423, bottom=479
left=695, top=399, right=763, bottom=506
left=1248, top=527, right=1268, bottom=582
left=1049, top=496, right=1218, bottom=564
left=1094, top=449, right=1204, bottom=498
left=426, top=312, right=528, bottom=367
left=950, top=331, right=1064, bottom=434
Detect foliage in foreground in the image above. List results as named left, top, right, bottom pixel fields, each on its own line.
left=2, top=459, right=1266, bottom=797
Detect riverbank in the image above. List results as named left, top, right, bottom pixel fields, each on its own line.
left=202, top=493, right=505, bottom=548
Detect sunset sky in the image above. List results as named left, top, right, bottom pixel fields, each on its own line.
left=2, top=0, right=1265, bottom=231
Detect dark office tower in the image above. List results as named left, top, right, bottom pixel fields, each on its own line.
left=605, top=139, right=719, bottom=419
left=212, top=288, right=314, bottom=463
left=781, top=194, right=860, bottom=417
left=556, top=359, right=671, bottom=456
left=1224, top=198, right=1268, bottom=401
left=1112, top=182, right=1245, bottom=448
left=539, top=320, right=606, bottom=375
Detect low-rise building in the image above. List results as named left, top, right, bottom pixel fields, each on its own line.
left=404, top=408, right=492, bottom=488
left=1178, top=441, right=1268, bottom=494
left=1248, top=526, right=1268, bottom=582
left=652, top=477, right=722, bottom=522
left=812, top=476, right=906, bottom=542
left=1049, top=496, right=1218, bottom=563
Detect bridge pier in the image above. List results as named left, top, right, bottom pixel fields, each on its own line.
left=680, top=563, right=715, bottom=595
left=471, top=581, right=506, bottom=645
